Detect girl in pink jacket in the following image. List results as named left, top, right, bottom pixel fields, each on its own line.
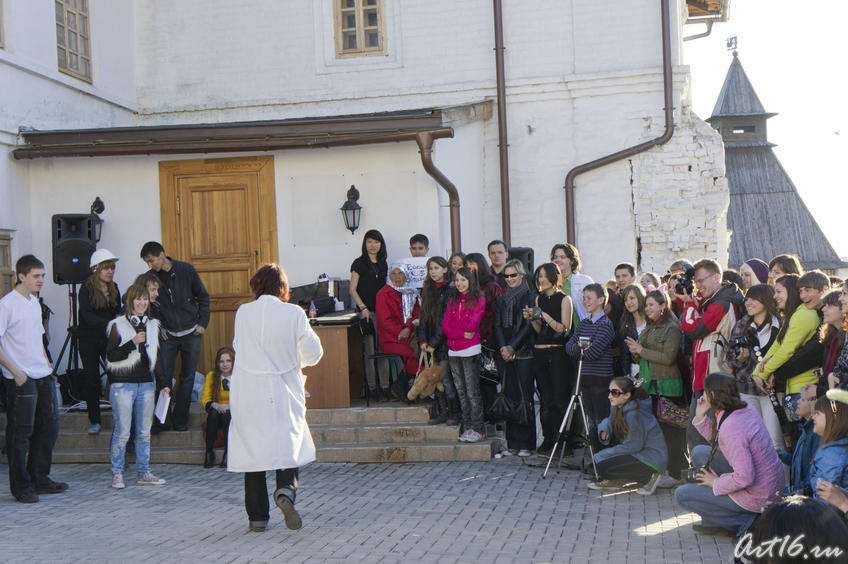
left=442, top=267, right=487, bottom=442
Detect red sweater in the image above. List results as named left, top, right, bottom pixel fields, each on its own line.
left=442, top=294, right=486, bottom=352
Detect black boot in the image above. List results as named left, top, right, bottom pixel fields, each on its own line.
left=446, top=397, right=461, bottom=426
left=219, top=448, right=227, bottom=468
left=204, top=450, right=216, bottom=468
left=428, top=391, right=448, bottom=425
left=391, top=371, right=411, bottom=403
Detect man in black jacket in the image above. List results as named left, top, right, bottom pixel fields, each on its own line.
left=140, top=242, right=210, bottom=431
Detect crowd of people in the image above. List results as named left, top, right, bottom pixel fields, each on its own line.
left=351, top=232, right=848, bottom=538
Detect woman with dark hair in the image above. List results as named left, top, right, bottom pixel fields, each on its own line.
left=817, top=289, right=845, bottom=394
left=768, top=254, right=803, bottom=285
left=618, top=284, right=647, bottom=379
left=105, top=284, right=167, bottom=489
left=754, top=274, right=820, bottom=413
left=809, top=396, right=848, bottom=497
left=589, top=377, right=667, bottom=495
left=201, top=346, right=235, bottom=468
left=448, top=252, right=465, bottom=281
left=493, top=259, right=536, bottom=456
left=350, top=229, right=389, bottom=399
left=724, top=283, right=782, bottom=448
left=417, top=257, right=458, bottom=424
left=464, top=252, right=503, bottom=346
left=828, top=281, right=848, bottom=390
left=442, top=266, right=486, bottom=442
left=550, top=243, right=593, bottom=327
left=526, top=262, right=573, bottom=456
left=624, top=289, right=686, bottom=486
left=227, top=264, right=323, bottom=533
left=78, top=249, right=122, bottom=434
left=674, top=373, right=785, bottom=537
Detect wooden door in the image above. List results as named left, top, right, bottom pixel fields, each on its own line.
left=159, top=156, right=277, bottom=374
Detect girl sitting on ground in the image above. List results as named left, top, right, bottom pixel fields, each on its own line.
left=201, top=346, right=234, bottom=468
left=590, top=377, right=668, bottom=496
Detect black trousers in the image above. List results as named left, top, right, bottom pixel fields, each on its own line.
left=78, top=335, right=106, bottom=425
left=651, top=395, right=689, bottom=478
left=496, top=357, right=536, bottom=450
left=596, top=454, right=655, bottom=484
left=533, top=346, right=572, bottom=445
left=4, top=377, right=59, bottom=497
left=205, top=409, right=231, bottom=451
left=244, top=468, right=299, bottom=522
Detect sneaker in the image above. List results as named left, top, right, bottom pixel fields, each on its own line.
left=517, top=449, right=532, bottom=457
left=14, top=490, right=39, bottom=503
left=111, top=473, right=126, bottom=490
left=587, top=479, right=624, bottom=491
left=87, top=423, right=101, bottom=435
left=637, top=473, right=662, bottom=496
left=137, top=472, right=166, bottom=486
left=248, top=520, right=268, bottom=532
left=457, top=430, right=472, bottom=442
left=656, top=471, right=682, bottom=489
left=465, top=430, right=484, bottom=443
left=275, top=493, right=302, bottom=530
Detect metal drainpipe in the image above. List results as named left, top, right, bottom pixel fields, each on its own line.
left=416, top=132, right=462, bottom=252
left=563, top=0, right=675, bottom=245
left=493, top=0, right=511, bottom=246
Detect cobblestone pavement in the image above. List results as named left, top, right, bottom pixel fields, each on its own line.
left=0, top=456, right=735, bottom=563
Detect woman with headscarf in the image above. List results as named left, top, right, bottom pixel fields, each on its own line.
left=376, top=263, right=421, bottom=401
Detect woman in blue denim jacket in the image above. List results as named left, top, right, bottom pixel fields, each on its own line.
left=810, top=396, right=848, bottom=498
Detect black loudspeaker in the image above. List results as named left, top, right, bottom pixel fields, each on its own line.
left=509, top=247, right=535, bottom=276
left=52, top=214, right=97, bottom=284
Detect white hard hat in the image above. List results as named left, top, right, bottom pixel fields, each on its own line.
left=90, top=248, right=119, bottom=269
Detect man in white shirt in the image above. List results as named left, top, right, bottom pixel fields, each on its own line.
left=0, top=255, right=66, bottom=503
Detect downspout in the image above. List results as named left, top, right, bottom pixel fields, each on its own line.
left=416, top=131, right=462, bottom=252
left=563, top=0, right=675, bottom=245
left=493, top=0, right=511, bottom=246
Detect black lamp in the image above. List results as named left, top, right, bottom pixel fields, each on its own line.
left=89, top=196, right=105, bottom=242
left=340, top=185, right=362, bottom=234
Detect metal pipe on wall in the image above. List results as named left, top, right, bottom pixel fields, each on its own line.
left=563, top=0, right=675, bottom=245
left=493, top=0, right=511, bottom=246
left=416, top=131, right=462, bottom=252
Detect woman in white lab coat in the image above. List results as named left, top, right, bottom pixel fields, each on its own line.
left=227, top=264, right=323, bottom=533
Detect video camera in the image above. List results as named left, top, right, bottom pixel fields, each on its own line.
left=673, top=264, right=696, bottom=296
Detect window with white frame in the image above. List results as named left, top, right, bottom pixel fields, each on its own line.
left=335, top=0, right=385, bottom=57
left=55, top=0, right=92, bottom=81
left=0, top=234, right=14, bottom=298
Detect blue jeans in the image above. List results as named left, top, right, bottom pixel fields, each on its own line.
left=160, top=333, right=202, bottom=426
left=4, top=376, right=59, bottom=497
left=109, top=381, right=155, bottom=476
left=673, top=444, right=757, bottom=534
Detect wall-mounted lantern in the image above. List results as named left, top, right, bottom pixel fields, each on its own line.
left=340, top=185, right=362, bottom=234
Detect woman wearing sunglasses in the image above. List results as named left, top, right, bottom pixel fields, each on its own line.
left=201, top=346, right=234, bottom=468
left=588, top=377, right=667, bottom=495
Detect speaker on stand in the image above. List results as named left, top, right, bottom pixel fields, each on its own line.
left=508, top=247, right=535, bottom=277
left=51, top=212, right=102, bottom=408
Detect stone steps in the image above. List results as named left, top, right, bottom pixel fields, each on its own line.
left=0, top=404, right=495, bottom=464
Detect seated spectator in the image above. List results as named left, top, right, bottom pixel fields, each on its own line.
left=768, top=253, right=803, bottom=285
left=376, top=264, right=421, bottom=401
left=725, top=284, right=782, bottom=449
left=494, top=259, right=537, bottom=456
left=590, top=377, right=667, bottom=495
left=741, top=495, right=848, bottom=562
left=639, top=272, right=660, bottom=291
left=721, top=269, right=744, bottom=292
left=778, top=384, right=820, bottom=495
left=810, top=396, right=848, bottom=498
left=739, top=258, right=769, bottom=291
left=674, top=373, right=784, bottom=537
left=202, top=347, right=234, bottom=468
left=566, top=284, right=616, bottom=433
left=625, top=289, right=687, bottom=486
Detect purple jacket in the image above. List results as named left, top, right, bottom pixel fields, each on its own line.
left=695, top=404, right=785, bottom=512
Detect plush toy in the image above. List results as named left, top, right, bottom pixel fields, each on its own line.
left=407, top=363, right=446, bottom=400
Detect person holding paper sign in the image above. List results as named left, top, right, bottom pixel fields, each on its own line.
left=105, top=284, right=168, bottom=490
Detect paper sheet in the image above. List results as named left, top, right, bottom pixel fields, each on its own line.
left=154, top=389, right=170, bottom=424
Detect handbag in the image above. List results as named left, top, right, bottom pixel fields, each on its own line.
left=488, top=355, right=533, bottom=426
left=656, top=395, right=689, bottom=429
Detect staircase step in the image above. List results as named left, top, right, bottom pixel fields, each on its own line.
left=310, top=423, right=458, bottom=445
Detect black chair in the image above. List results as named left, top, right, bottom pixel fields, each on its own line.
left=359, top=317, right=402, bottom=407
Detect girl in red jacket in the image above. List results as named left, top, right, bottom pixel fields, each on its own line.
left=376, top=264, right=420, bottom=401
left=442, top=267, right=487, bottom=442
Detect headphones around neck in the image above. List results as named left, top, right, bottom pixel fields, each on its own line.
left=129, top=314, right=148, bottom=328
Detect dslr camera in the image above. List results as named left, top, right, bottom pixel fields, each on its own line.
left=674, top=264, right=696, bottom=296
left=578, top=336, right=592, bottom=350
left=683, top=466, right=704, bottom=484
left=729, top=333, right=758, bottom=354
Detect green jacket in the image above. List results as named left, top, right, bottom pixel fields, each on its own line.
left=754, top=304, right=819, bottom=394
left=638, top=317, right=683, bottom=397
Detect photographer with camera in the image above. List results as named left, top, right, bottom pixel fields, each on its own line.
left=672, top=259, right=744, bottom=450
left=673, top=373, right=784, bottom=537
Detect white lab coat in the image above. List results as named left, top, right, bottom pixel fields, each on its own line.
left=227, top=295, right=323, bottom=472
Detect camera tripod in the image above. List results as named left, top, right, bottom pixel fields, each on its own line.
left=542, top=342, right=600, bottom=480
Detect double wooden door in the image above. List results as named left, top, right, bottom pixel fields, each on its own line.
left=158, top=156, right=278, bottom=374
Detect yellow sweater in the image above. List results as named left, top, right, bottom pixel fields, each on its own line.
left=753, top=304, right=819, bottom=394
left=201, top=371, right=230, bottom=407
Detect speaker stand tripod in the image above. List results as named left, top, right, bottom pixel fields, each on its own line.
left=542, top=345, right=600, bottom=480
